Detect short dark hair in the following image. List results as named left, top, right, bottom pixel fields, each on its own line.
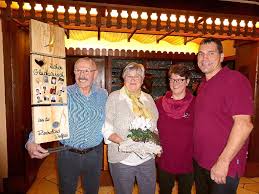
left=168, top=64, right=190, bottom=79
left=200, top=38, right=223, bottom=54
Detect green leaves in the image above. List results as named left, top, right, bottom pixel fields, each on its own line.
left=127, top=128, right=160, bottom=145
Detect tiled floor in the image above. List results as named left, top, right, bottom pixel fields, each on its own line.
left=27, top=154, right=259, bottom=194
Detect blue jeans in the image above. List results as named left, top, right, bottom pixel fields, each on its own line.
left=57, top=143, right=103, bottom=194
left=193, top=160, right=239, bottom=194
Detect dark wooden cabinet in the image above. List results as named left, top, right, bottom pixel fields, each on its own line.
left=109, top=58, right=202, bottom=98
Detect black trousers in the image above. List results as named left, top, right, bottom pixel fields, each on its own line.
left=158, top=167, right=194, bottom=194
left=57, top=143, right=103, bottom=194
left=193, top=160, right=239, bottom=194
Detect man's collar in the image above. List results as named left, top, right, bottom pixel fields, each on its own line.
left=74, top=83, right=97, bottom=95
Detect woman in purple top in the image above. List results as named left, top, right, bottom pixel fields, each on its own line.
left=156, top=64, right=195, bottom=194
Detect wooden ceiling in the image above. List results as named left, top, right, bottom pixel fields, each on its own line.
left=1, top=0, right=258, bottom=42
left=75, top=0, right=259, bottom=17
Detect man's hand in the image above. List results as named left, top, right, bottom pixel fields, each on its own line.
left=26, top=142, right=49, bottom=159
left=210, top=159, right=230, bottom=184
left=210, top=115, right=253, bottom=185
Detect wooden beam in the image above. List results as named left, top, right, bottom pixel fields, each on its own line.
left=184, top=36, right=202, bottom=45
left=58, top=23, right=69, bottom=39
left=156, top=30, right=174, bottom=43
left=98, top=27, right=101, bottom=40
left=234, top=40, right=254, bottom=48
left=128, top=29, right=137, bottom=42
left=195, top=17, right=204, bottom=24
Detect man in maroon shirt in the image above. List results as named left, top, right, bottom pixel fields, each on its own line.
left=194, top=37, right=253, bottom=194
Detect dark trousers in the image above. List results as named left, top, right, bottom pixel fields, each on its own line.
left=158, top=167, right=193, bottom=194
left=109, top=159, right=156, bottom=194
left=193, top=160, right=239, bottom=194
left=57, top=143, right=103, bottom=194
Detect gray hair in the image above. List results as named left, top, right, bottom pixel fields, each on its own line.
left=122, top=62, right=145, bottom=79
left=74, top=57, right=96, bottom=69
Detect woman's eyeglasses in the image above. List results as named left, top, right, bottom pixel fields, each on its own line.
left=168, top=78, right=186, bottom=84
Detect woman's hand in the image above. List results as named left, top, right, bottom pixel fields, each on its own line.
left=108, top=133, right=124, bottom=144
left=156, top=148, right=163, bottom=157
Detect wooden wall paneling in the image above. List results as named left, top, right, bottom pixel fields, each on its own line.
left=106, top=57, right=112, bottom=93
left=235, top=41, right=259, bottom=176
left=103, top=56, right=110, bottom=170
left=2, top=19, right=41, bottom=192
left=0, top=19, right=7, bottom=192
left=235, top=41, right=258, bottom=102
left=66, top=57, right=76, bottom=85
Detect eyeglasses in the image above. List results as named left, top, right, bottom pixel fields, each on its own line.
left=126, top=75, right=142, bottom=80
left=169, top=78, right=186, bottom=84
left=74, top=69, right=96, bottom=74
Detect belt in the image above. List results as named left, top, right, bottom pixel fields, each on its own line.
left=68, top=147, right=94, bottom=154
left=60, top=143, right=101, bottom=154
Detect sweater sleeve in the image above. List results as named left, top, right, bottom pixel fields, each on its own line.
left=102, top=92, right=117, bottom=144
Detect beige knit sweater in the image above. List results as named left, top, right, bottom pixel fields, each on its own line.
left=102, top=88, right=158, bottom=163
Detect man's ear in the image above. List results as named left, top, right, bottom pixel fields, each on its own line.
left=93, top=69, right=98, bottom=80
left=220, top=53, right=224, bottom=63
left=186, top=78, right=190, bottom=85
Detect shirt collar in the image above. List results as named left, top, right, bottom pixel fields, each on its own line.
left=74, top=83, right=97, bottom=96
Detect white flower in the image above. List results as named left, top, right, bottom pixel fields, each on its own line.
left=130, top=117, right=152, bottom=131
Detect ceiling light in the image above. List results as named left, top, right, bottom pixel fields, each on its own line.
left=34, top=4, right=43, bottom=11
left=160, top=14, right=168, bottom=21
left=46, top=5, right=54, bottom=12
left=121, top=10, right=128, bottom=18
left=57, top=6, right=65, bottom=13
left=179, top=15, right=186, bottom=23
left=79, top=7, right=87, bottom=15
left=188, top=16, right=195, bottom=23
left=68, top=6, right=76, bottom=14
left=247, top=21, right=253, bottom=28
left=110, top=10, right=118, bottom=17
left=90, top=8, right=97, bottom=16
left=215, top=18, right=221, bottom=25
left=23, top=3, right=31, bottom=10
left=141, top=12, right=148, bottom=20
left=240, top=20, right=246, bottom=27
left=231, top=19, right=237, bottom=26
left=170, top=14, right=177, bottom=22
left=223, top=19, right=229, bottom=26
left=206, top=18, right=213, bottom=25
left=151, top=13, right=158, bottom=20
left=131, top=11, right=138, bottom=19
